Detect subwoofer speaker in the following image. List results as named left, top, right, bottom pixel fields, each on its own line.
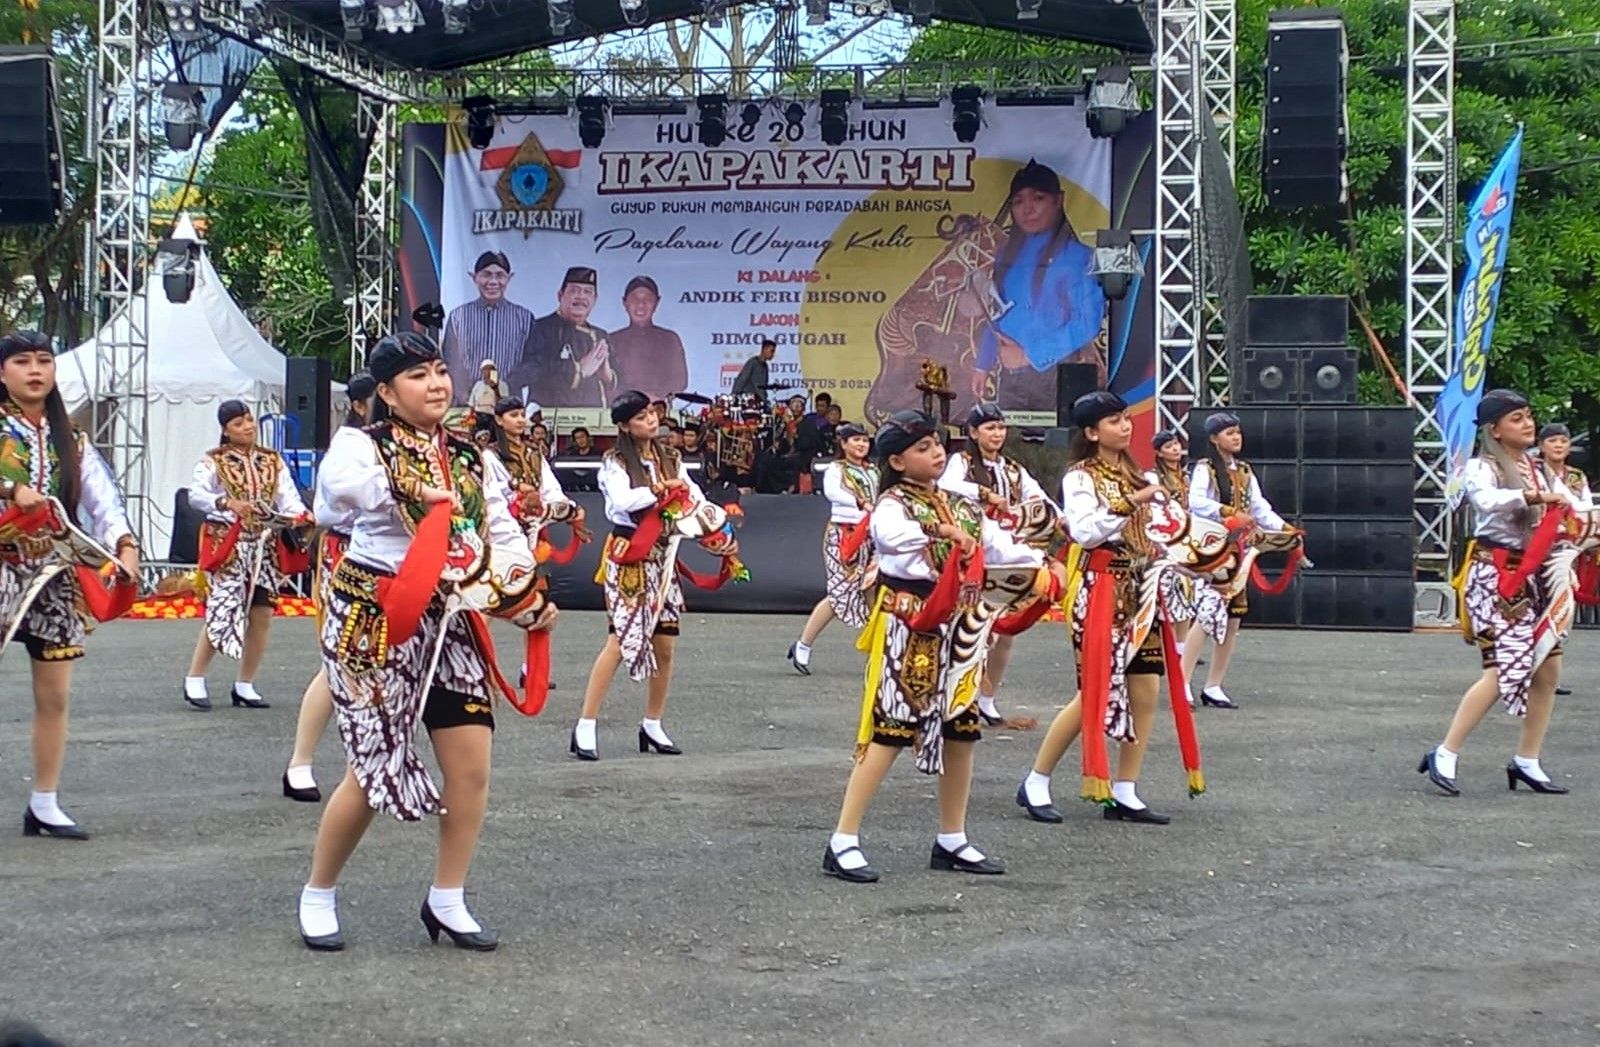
left=285, top=356, right=333, bottom=451
left=1299, top=406, right=1413, bottom=462
left=0, top=47, right=64, bottom=226
left=1244, top=295, right=1349, bottom=346
left=1299, top=346, right=1358, bottom=404
left=1298, top=463, right=1414, bottom=518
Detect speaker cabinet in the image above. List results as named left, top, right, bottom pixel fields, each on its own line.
left=1298, top=463, right=1414, bottom=518
left=1298, top=516, right=1415, bottom=574
left=1244, top=295, right=1349, bottom=346
left=1247, top=459, right=1301, bottom=519
left=1184, top=406, right=1300, bottom=461
left=1054, top=362, right=1101, bottom=428
left=0, top=47, right=64, bottom=226
left=285, top=356, right=332, bottom=451
left=1262, top=10, right=1348, bottom=209
left=1235, top=346, right=1358, bottom=406
left=1298, top=573, right=1414, bottom=631
left=1299, top=406, right=1413, bottom=462
left=1299, top=346, right=1358, bottom=404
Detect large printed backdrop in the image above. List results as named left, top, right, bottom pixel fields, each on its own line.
left=401, top=103, right=1156, bottom=436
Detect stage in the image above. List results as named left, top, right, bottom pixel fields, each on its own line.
left=2, top=616, right=1597, bottom=1045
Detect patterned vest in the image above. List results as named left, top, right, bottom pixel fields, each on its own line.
left=1154, top=461, right=1188, bottom=507
left=369, top=418, right=488, bottom=542
left=883, top=482, right=982, bottom=569
left=838, top=461, right=878, bottom=506
left=500, top=433, right=545, bottom=491
left=0, top=401, right=65, bottom=498
left=963, top=452, right=1026, bottom=505
left=1075, top=457, right=1152, bottom=559
left=207, top=444, right=283, bottom=515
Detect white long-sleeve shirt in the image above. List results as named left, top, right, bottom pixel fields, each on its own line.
left=1465, top=455, right=1590, bottom=549
left=1188, top=458, right=1285, bottom=530
left=188, top=446, right=308, bottom=526
left=938, top=451, right=1047, bottom=506
left=483, top=447, right=570, bottom=515
left=1062, top=468, right=1140, bottom=549
left=598, top=452, right=707, bottom=529
left=821, top=460, right=877, bottom=524
left=314, top=425, right=523, bottom=572
left=871, top=488, right=1043, bottom=584
left=0, top=414, right=134, bottom=550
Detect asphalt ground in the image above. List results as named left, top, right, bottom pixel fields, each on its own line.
left=3, top=614, right=1599, bottom=1047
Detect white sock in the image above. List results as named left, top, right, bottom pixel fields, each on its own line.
left=1022, top=770, right=1053, bottom=808
left=234, top=680, right=261, bottom=701
left=184, top=675, right=208, bottom=699
left=1513, top=755, right=1551, bottom=783
left=285, top=765, right=317, bottom=791
left=828, top=831, right=868, bottom=870
left=642, top=718, right=674, bottom=747
left=792, top=640, right=812, bottom=666
left=298, top=885, right=339, bottom=938
left=1175, top=641, right=1186, bottom=657
left=28, top=790, right=73, bottom=827
left=427, top=885, right=482, bottom=934
left=978, top=693, right=1000, bottom=719
left=936, top=831, right=984, bottom=861
left=574, top=718, right=597, bottom=751
left=1433, top=745, right=1458, bottom=780
left=1112, top=780, right=1147, bottom=810
left=1203, top=685, right=1232, bottom=703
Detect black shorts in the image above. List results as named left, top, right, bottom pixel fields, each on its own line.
left=421, top=684, right=495, bottom=733
left=871, top=707, right=982, bottom=747
left=248, top=586, right=277, bottom=609
left=1228, top=590, right=1248, bottom=619
left=1073, top=622, right=1166, bottom=678
left=12, top=630, right=84, bottom=663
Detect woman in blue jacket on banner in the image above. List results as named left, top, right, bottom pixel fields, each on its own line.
left=969, top=160, right=1108, bottom=414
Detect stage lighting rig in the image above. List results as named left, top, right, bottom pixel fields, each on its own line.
left=441, top=0, right=470, bottom=34
left=701, top=0, right=728, bottom=27
left=783, top=102, right=806, bottom=134
left=1016, top=0, right=1041, bottom=19
left=157, top=238, right=200, bottom=305
left=620, top=0, right=649, bottom=27
left=547, top=0, right=575, bottom=33
left=909, top=0, right=934, bottom=25
left=339, top=0, right=366, bottom=40
left=373, top=0, right=423, bottom=34
left=820, top=89, right=850, bottom=146
left=698, top=93, right=729, bottom=147
left=1089, top=229, right=1141, bottom=300
left=160, top=1, right=203, bottom=40
left=463, top=95, right=497, bottom=149
left=950, top=84, right=983, bottom=143
left=806, top=0, right=830, bottom=25
left=577, top=96, right=610, bottom=149
left=1086, top=65, right=1140, bottom=138
left=161, top=83, right=206, bottom=150
left=741, top=102, right=763, bottom=130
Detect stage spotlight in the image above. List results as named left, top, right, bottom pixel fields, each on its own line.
left=373, top=0, right=422, bottom=34
left=157, top=238, right=199, bottom=305
left=820, top=89, right=850, bottom=146
left=783, top=102, right=806, bottom=134
left=950, top=84, right=983, bottom=144
left=547, top=0, right=574, bottom=33
left=339, top=0, right=366, bottom=40
left=412, top=302, right=446, bottom=329
left=1016, top=0, right=1041, bottom=19
left=441, top=0, right=470, bottom=34
left=909, top=0, right=934, bottom=25
left=1086, top=65, right=1140, bottom=138
left=698, top=93, right=728, bottom=147
left=463, top=95, right=497, bottom=149
left=741, top=102, right=763, bottom=129
left=620, top=0, right=649, bottom=27
left=701, top=0, right=728, bottom=27
left=806, top=0, right=830, bottom=25
left=160, top=83, right=205, bottom=150
left=160, top=1, right=203, bottom=40
left=577, top=96, right=610, bottom=149
left=1089, top=229, right=1141, bottom=301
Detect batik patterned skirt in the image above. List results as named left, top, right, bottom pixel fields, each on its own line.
left=1462, top=547, right=1559, bottom=717
left=321, top=558, right=495, bottom=822
left=0, top=554, right=87, bottom=662
left=603, top=531, right=684, bottom=682
left=822, top=521, right=872, bottom=628
left=202, top=523, right=284, bottom=661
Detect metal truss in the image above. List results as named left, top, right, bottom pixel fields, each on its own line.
left=1406, top=0, right=1456, bottom=583
left=91, top=0, right=151, bottom=546
left=351, top=94, right=398, bottom=369
left=1198, top=0, right=1236, bottom=405
left=1146, top=0, right=1207, bottom=435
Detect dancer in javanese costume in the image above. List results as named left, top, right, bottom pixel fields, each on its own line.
left=281, top=369, right=376, bottom=803
left=788, top=422, right=877, bottom=674
left=1016, top=393, right=1206, bottom=827
left=182, top=401, right=311, bottom=710
left=297, top=332, right=557, bottom=952
left=1, top=331, right=139, bottom=840
left=823, top=410, right=1054, bottom=884
left=938, top=402, right=1054, bottom=725
left=1539, top=422, right=1595, bottom=693
left=1419, top=391, right=1592, bottom=797
left=1148, top=427, right=1208, bottom=652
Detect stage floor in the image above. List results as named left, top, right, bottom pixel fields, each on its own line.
left=3, top=616, right=1598, bottom=1046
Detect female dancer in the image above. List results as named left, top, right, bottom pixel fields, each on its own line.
left=1539, top=423, right=1590, bottom=502
left=788, top=422, right=876, bottom=675
left=298, top=331, right=556, bottom=951
left=1179, top=411, right=1286, bottom=709
left=183, top=400, right=309, bottom=710
left=1150, top=427, right=1194, bottom=654
left=1, top=330, right=139, bottom=840
left=281, top=369, right=375, bottom=802
left=1016, top=392, right=1203, bottom=827
left=937, top=401, right=1049, bottom=724
left=572, top=390, right=703, bottom=760
left=490, top=394, right=581, bottom=533
left=823, top=410, right=1051, bottom=883
left=1419, top=391, right=1588, bottom=796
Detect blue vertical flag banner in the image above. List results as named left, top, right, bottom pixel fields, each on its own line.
left=1441, top=127, right=1524, bottom=509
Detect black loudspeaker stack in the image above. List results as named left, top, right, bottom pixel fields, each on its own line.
left=285, top=356, right=333, bottom=451
left=0, top=47, right=65, bottom=227
left=1235, top=296, right=1358, bottom=406
left=1054, top=362, right=1100, bottom=428
left=1261, top=8, right=1348, bottom=209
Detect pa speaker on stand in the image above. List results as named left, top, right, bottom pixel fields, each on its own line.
left=0, top=47, right=65, bottom=227
left=1054, top=362, right=1100, bottom=428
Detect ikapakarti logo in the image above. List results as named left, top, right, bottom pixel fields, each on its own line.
left=474, top=133, right=584, bottom=236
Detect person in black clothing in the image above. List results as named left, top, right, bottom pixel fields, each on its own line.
left=731, top=339, right=778, bottom=402
left=566, top=426, right=601, bottom=458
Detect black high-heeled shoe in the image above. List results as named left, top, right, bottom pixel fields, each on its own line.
left=1015, top=782, right=1063, bottom=824
left=231, top=687, right=270, bottom=709
left=977, top=708, right=1004, bottom=726
left=420, top=901, right=498, bottom=951
left=1506, top=760, right=1569, bottom=794
left=1102, top=801, right=1171, bottom=825
left=638, top=726, right=683, bottom=756
left=1417, top=750, right=1459, bottom=796
left=22, top=808, right=89, bottom=840
left=822, top=843, right=879, bottom=883
left=182, top=687, right=211, bottom=711
left=569, top=727, right=598, bottom=761
left=1198, top=688, right=1238, bottom=710
left=282, top=772, right=322, bottom=803
left=930, top=841, right=1004, bottom=875
left=786, top=643, right=811, bottom=676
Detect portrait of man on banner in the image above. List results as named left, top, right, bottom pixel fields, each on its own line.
left=607, top=274, right=689, bottom=404
left=509, top=265, right=616, bottom=409
left=440, top=250, right=535, bottom=406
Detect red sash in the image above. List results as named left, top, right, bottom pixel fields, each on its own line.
left=197, top=519, right=243, bottom=571
left=838, top=516, right=872, bottom=561
left=276, top=531, right=313, bottom=574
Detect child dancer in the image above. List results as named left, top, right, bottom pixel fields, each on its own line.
left=789, top=422, right=876, bottom=674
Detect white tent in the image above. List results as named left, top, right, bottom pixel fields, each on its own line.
left=57, top=215, right=288, bottom=555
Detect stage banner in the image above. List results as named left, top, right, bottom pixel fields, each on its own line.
left=401, top=102, right=1151, bottom=433
left=1442, top=126, right=1523, bottom=510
